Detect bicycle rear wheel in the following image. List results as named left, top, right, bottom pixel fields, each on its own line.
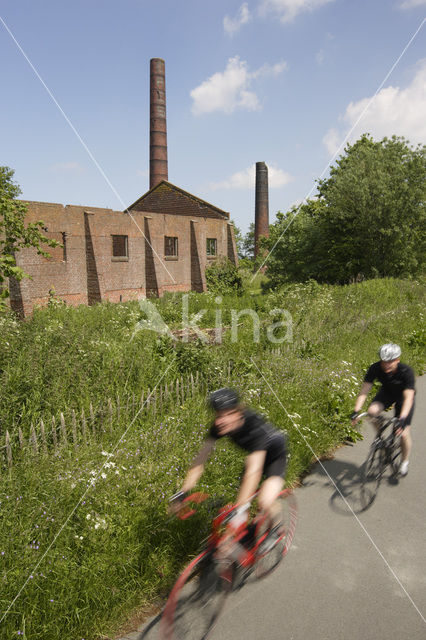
left=255, top=489, right=297, bottom=580
left=360, top=444, right=384, bottom=509
left=161, top=551, right=232, bottom=640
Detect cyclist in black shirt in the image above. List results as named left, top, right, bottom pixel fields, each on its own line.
left=171, top=388, right=287, bottom=535
left=351, top=344, right=415, bottom=476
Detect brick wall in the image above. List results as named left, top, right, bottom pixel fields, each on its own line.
left=8, top=196, right=238, bottom=315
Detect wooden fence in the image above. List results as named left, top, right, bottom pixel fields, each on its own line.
left=1, top=350, right=284, bottom=469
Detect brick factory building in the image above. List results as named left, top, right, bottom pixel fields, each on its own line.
left=8, top=58, right=237, bottom=316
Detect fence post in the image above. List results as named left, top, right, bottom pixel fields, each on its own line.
left=5, top=431, right=12, bottom=468
left=71, top=410, right=78, bottom=448
left=60, top=412, right=67, bottom=445
left=140, top=391, right=145, bottom=411
left=108, top=398, right=113, bottom=434
left=18, top=427, right=24, bottom=449
left=51, top=416, right=58, bottom=451
left=40, top=419, right=48, bottom=454
left=81, top=408, right=88, bottom=443
left=116, top=394, right=121, bottom=423
left=176, top=379, right=180, bottom=404
left=89, top=403, right=95, bottom=435
left=190, top=373, right=195, bottom=393
left=30, top=424, right=38, bottom=455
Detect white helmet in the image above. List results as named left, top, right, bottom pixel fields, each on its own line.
left=379, top=343, right=401, bottom=361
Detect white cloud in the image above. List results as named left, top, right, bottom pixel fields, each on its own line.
left=323, top=59, right=426, bottom=155
left=224, top=3, right=252, bottom=35
left=190, top=56, right=287, bottom=115
left=398, top=0, right=426, bottom=8
left=259, top=0, right=336, bottom=23
left=207, top=164, right=293, bottom=190
left=49, top=161, right=84, bottom=174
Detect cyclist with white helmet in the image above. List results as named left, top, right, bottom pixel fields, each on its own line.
left=351, top=344, right=415, bottom=476
left=170, top=388, right=287, bottom=542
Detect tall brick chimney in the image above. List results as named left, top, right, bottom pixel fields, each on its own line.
left=150, top=58, right=168, bottom=190
left=254, top=161, right=269, bottom=258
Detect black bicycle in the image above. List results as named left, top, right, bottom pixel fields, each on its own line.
left=359, top=412, right=402, bottom=508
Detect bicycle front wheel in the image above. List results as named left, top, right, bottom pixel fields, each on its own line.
left=360, top=444, right=384, bottom=508
left=255, top=489, right=297, bottom=580
left=161, top=551, right=232, bottom=640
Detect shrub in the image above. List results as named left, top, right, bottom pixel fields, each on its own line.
left=205, top=257, right=243, bottom=296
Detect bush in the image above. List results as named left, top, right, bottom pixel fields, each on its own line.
left=205, top=257, right=243, bottom=296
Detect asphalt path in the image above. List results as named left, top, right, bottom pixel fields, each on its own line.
left=121, top=376, right=426, bottom=640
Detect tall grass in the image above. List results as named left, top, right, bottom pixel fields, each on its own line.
left=0, top=278, right=424, bottom=639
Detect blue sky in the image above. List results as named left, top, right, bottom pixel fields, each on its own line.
left=1, top=0, right=425, bottom=232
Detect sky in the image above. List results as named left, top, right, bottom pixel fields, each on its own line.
left=1, top=0, right=425, bottom=233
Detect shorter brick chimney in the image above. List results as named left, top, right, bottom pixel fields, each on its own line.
left=254, top=161, right=269, bottom=258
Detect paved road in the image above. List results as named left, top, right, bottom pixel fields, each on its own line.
left=122, top=376, right=426, bottom=640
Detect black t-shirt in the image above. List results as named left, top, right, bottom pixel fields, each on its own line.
left=209, top=409, right=284, bottom=454
left=364, top=361, right=416, bottom=397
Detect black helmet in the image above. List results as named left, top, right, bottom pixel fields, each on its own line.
left=209, top=388, right=239, bottom=411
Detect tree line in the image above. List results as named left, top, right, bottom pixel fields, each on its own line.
left=235, top=134, right=425, bottom=286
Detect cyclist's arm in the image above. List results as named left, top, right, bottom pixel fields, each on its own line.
left=399, top=388, right=415, bottom=422
left=181, top=437, right=216, bottom=493
left=354, top=382, right=373, bottom=413
left=236, top=450, right=266, bottom=507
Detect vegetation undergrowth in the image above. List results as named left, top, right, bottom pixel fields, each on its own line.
left=0, top=277, right=424, bottom=639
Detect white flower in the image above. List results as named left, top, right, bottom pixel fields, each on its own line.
left=101, top=473, right=107, bottom=479
left=86, top=514, right=91, bottom=520
left=101, top=451, right=113, bottom=458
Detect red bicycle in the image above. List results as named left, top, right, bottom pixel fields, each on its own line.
left=160, top=489, right=297, bottom=640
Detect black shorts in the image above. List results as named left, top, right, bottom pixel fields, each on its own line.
left=262, top=433, right=287, bottom=479
left=372, top=388, right=416, bottom=426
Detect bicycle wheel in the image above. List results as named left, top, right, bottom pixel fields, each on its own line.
left=161, top=551, right=232, bottom=640
left=255, top=489, right=297, bottom=580
left=360, top=444, right=384, bottom=509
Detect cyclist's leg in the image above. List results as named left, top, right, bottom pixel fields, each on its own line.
left=257, top=453, right=286, bottom=527
left=395, top=399, right=415, bottom=463
left=399, top=426, right=412, bottom=462
left=257, top=475, right=284, bottom=519
left=368, top=388, right=392, bottom=430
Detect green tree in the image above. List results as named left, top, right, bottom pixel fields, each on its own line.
left=264, top=200, right=327, bottom=287
left=0, top=166, right=59, bottom=311
left=240, top=222, right=255, bottom=260
left=265, top=135, right=426, bottom=286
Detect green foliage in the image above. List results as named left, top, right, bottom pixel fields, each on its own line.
left=0, top=278, right=425, bottom=639
left=266, top=135, right=426, bottom=286
left=239, top=222, right=255, bottom=260
left=0, top=167, right=60, bottom=311
left=205, top=256, right=244, bottom=296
